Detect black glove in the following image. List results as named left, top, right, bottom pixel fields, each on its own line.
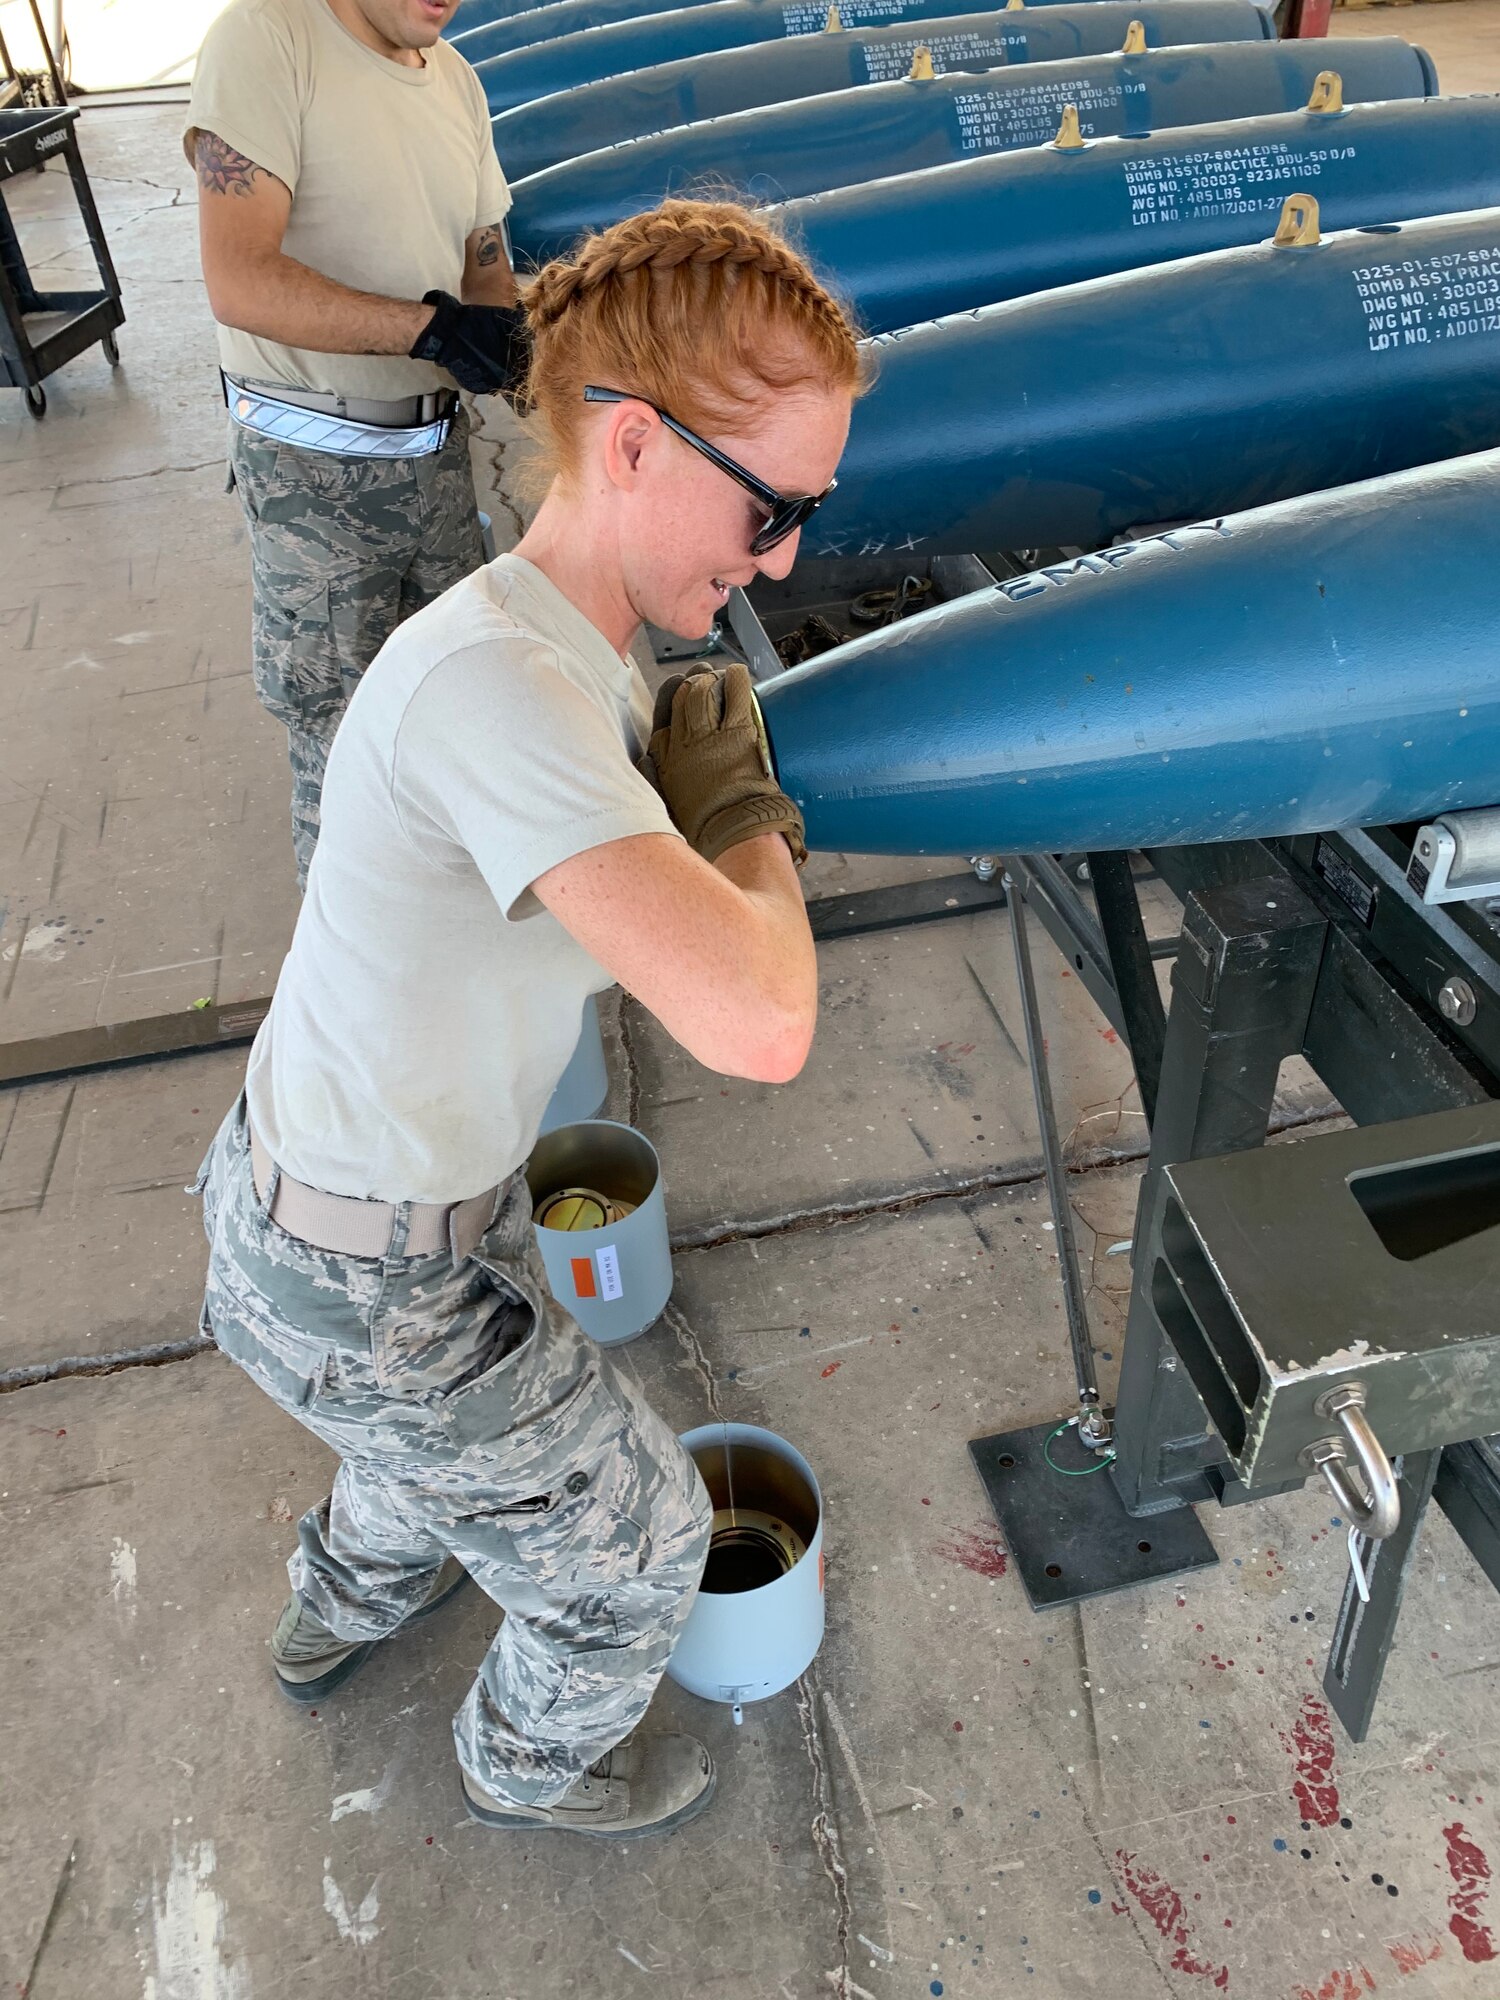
left=409, top=290, right=529, bottom=398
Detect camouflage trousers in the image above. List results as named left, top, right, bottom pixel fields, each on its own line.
left=195, top=1097, right=711, bottom=1805
left=228, top=406, right=484, bottom=889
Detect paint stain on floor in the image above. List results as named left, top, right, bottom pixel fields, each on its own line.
left=1291, top=1967, right=1374, bottom=2000
left=1442, top=1822, right=1497, bottom=1964
left=1385, top=1933, right=1443, bottom=1976
left=932, top=1524, right=1009, bottom=1581
left=1281, top=1693, right=1342, bottom=1828
left=140, top=1840, right=250, bottom=2000
left=1113, top=1850, right=1230, bottom=1989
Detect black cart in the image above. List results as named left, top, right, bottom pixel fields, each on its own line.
left=0, top=105, right=123, bottom=417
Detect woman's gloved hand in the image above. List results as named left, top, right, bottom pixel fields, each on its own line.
left=643, top=663, right=807, bottom=869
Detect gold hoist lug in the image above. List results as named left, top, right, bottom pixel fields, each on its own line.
left=908, top=43, right=936, bottom=78
left=823, top=3, right=843, bottom=29
left=1305, top=69, right=1344, bottom=114
left=1120, top=18, right=1147, bottom=53
left=1272, top=191, right=1321, bottom=247
left=1052, top=103, right=1086, bottom=151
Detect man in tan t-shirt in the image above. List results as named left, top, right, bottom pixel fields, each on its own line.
left=186, top=0, right=524, bottom=886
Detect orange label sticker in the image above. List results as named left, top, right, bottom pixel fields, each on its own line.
left=571, top=1255, right=596, bottom=1300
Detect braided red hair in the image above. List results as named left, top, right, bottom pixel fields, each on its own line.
left=519, top=197, right=867, bottom=483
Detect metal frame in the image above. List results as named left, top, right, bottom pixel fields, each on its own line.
left=0, top=101, right=123, bottom=416
left=1003, top=863, right=1106, bottom=1438
left=978, top=830, right=1500, bottom=1739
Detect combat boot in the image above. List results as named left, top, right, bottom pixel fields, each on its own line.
left=461, top=1731, right=715, bottom=1838
left=271, top=1554, right=469, bottom=1704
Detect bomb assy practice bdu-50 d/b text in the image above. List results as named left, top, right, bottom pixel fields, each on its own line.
left=450, top=0, right=1174, bottom=68
left=506, top=34, right=1436, bottom=260
left=488, top=0, right=1276, bottom=176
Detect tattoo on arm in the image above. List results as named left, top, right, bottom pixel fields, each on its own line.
left=473, top=224, right=506, bottom=268
left=195, top=130, right=270, bottom=198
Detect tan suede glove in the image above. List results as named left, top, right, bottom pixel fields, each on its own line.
left=643, top=663, right=807, bottom=869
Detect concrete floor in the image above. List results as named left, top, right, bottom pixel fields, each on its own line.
left=4, top=14, right=1500, bottom=1998
left=1331, top=0, right=1500, bottom=88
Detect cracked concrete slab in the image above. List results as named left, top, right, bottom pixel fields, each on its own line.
left=0, top=1050, right=240, bottom=1378
left=0, top=108, right=584, bottom=1065
left=0, top=916, right=1328, bottom=1380
left=6, top=1165, right=1497, bottom=2000
left=0, top=109, right=298, bottom=1061
left=0, top=1348, right=840, bottom=2000
left=662, top=1170, right=1500, bottom=2000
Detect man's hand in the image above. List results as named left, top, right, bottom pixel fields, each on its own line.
left=193, top=129, right=436, bottom=355
left=645, top=664, right=808, bottom=869
left=408, top=291, right=529, bottom=398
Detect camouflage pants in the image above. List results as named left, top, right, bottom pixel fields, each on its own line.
left=228, top=406, right=484, bottom=889
left=196, top=1097, right=711, bottom=1805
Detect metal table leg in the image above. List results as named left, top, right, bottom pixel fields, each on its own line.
left=1433, top=1437, right=1500, bottom=1592
left=1086, top=851, right=1167, bottom=1127
left=1001, top=865, right=1106, bottom=1440
left=1109, top=871, right=1328, bottom=1517
left=1324, top=1450, right=1441, bottom=1742
left=968, top=871, right=1221, bottom=1609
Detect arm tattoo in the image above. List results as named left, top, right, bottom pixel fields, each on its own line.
left=473, top=224, right=506, bottom=268
left=195, top=130, right=269, bottom=198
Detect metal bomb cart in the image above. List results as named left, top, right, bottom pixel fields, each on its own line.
left=984, top=830, right=1500, bottom=1742
left=718, top=524, right=1500, bottom=1745
left=0, top=101, right=124, bottom=417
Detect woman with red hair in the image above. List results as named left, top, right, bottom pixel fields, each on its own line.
left=197, top=198, right=864, bottom=1838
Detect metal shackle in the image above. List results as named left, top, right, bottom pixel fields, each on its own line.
left=1297, top=1383, right=1400, bottom=1540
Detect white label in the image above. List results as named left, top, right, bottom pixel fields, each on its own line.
left=783, top=0, right=918, bottom=30
left=1118, top=138, right=1359, bottom=229
left=596, top=1243, right=623, bottom=1302
left=860, top=30, right=1018, bottom=83
left=951, top=76, right=1144, bottom=155
left=1350, top=243, right=1500, bottom=352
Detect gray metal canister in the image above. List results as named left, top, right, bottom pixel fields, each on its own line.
left=668, top=1423, right=825, bottom=1717
left=527, top=1119, right=671, bottom=1345
left=538, top=996, right=608, bottom=1136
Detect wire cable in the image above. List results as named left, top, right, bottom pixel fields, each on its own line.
left=1043, top=1416, right=1117, bottom=1478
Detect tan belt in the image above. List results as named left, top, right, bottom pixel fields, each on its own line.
left=249, top=1123, right=499, bottom=1262
left=230, top=373, right=458, bottom=429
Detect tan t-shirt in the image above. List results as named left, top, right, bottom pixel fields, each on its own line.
left=185, top=0, right=510, bottom=399
left=245, top=557, right=680, bottom=1204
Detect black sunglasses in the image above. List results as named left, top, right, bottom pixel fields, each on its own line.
left=583, top=384, right=835, bottom=557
